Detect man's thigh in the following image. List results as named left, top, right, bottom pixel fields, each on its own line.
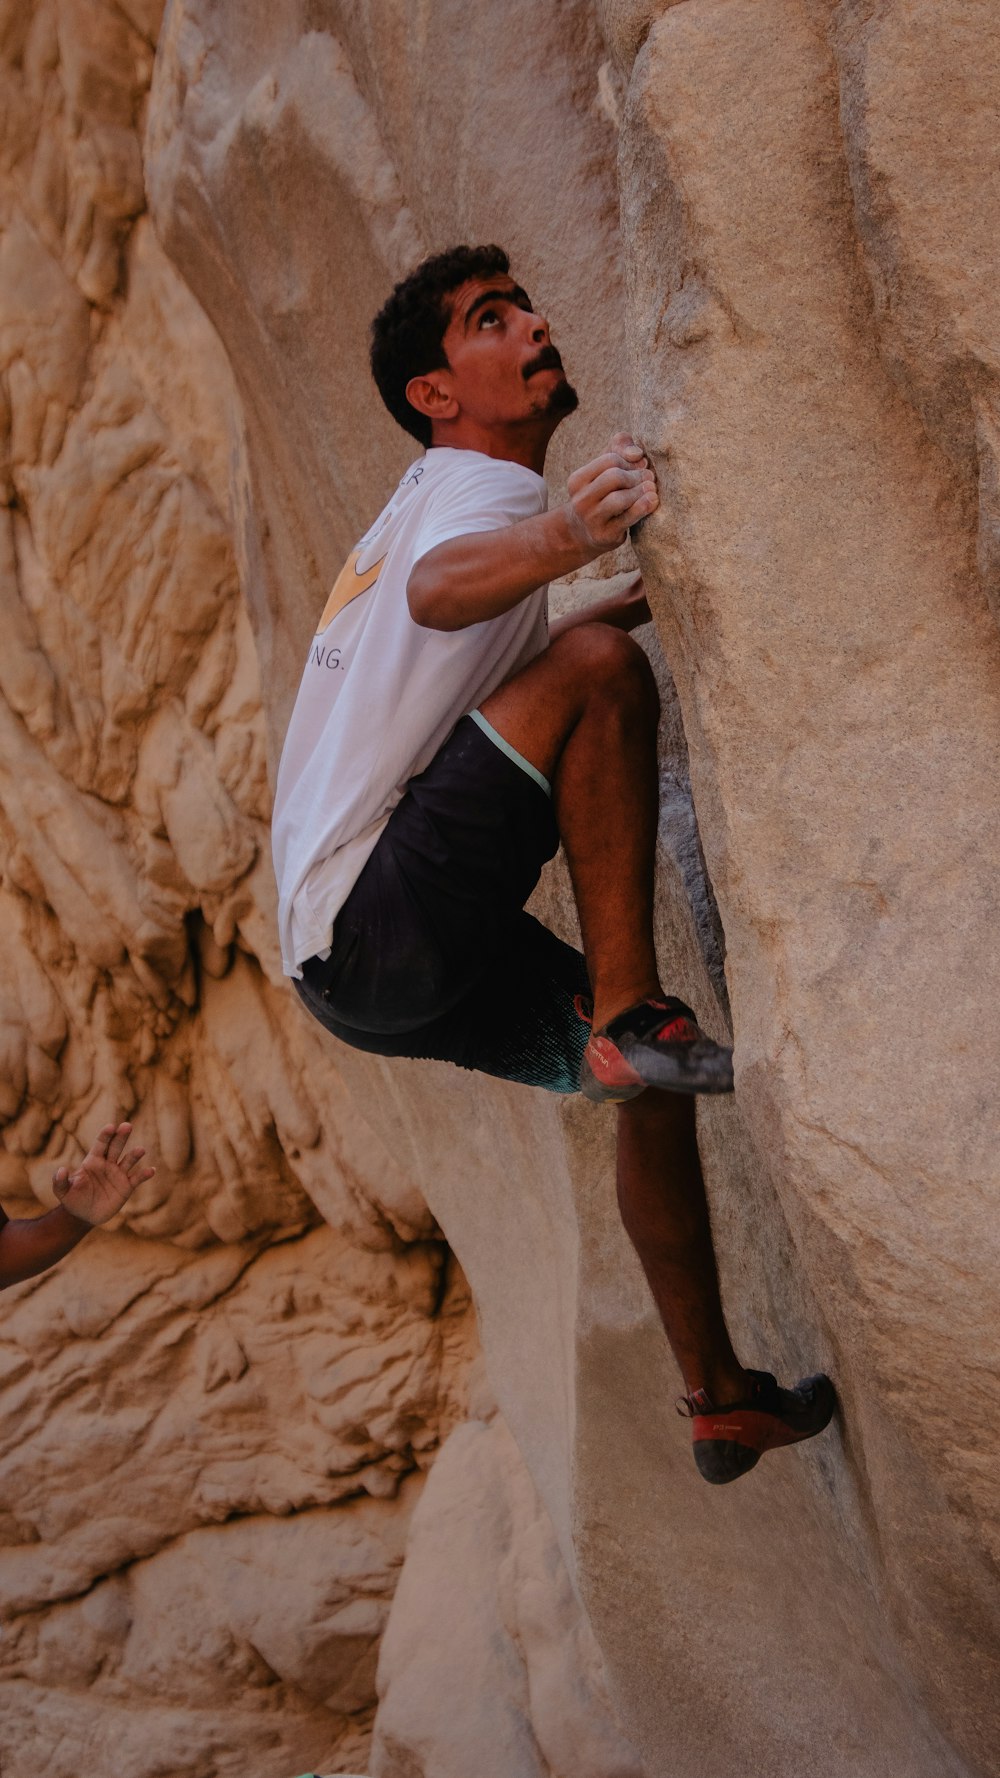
left=479, top=620, right=649, bottom=781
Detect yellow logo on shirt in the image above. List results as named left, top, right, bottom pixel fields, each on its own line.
left=317, top=548, right=386, bottom=633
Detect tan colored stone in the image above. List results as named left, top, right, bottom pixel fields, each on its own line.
left=0, top=8, right=471, bottom=1772
left=143, top=2, right=1000, bottom=1775
left=0, top=1209, right=477, bottom=1772
left=617, top=1, right=1000, bottom=1768
left=1, top=0, right=997, bottom=1773
left=372, top=1413, right=645, bottom=1778
left=3, top=1487, right=415, bottom=1776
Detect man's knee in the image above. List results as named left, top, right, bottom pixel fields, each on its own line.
left=550, top=621, right=659, bottom=715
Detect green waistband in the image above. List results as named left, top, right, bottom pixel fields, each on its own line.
left=469, top=708, right=551, bottom=797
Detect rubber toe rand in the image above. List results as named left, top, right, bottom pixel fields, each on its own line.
left=683, top=1370, right=837, bottom=1485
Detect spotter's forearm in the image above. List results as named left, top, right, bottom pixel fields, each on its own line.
left=0, top=1205, right=89, bottom=1289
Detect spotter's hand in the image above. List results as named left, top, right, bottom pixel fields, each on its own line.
left=52, top=1122, right=155, bottom=1228
left=563, top=431, right=658, bottom=556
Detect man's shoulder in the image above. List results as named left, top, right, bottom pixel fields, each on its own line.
left=420, top=448, right=546, bottom=495
left=367, top=449, right=546, bottom=546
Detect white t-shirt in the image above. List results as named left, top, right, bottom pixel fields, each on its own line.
left=272, top=447, right=550, bottom=977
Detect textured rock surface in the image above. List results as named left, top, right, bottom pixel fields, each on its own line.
left=0, top=4, right=447, bottom=1773
left=0, top=0, right=998, bottom=1774
left=371, top=1411, right=645, bottom=1778
left=0, top=5, right=639, bottom=1774
left=619, top=6, right=1000, bottom=1767
left=145, top=2, right=1000, bottom=1775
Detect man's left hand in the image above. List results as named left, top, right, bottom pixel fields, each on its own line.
left=53, top=1122, right=155, bottom=1227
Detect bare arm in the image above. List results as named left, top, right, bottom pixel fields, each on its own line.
left=0, top=1204, right=90, bottom=1288
left=0, top=1122, right=155, bottom=1289
left=407, top=434, right=658, bottom=631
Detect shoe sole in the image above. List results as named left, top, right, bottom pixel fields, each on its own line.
left=694, top=1443, right=763, bottom=1485
left=618, top=1038, right=735, bottom=1097
left=692, top=1373, right=837, bottom=1485
left=578, top=1047, right=734, bottom=1102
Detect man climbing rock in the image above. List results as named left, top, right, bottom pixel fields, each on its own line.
left=271, top=245, right=835, bottom=1484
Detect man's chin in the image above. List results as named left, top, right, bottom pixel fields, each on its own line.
left=544, top=378, right=579, bottom=417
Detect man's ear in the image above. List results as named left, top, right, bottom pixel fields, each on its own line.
left=405, top=372, right=459, bottom=427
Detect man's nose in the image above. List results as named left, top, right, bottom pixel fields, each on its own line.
left=528, top=310, right=550, bottom=344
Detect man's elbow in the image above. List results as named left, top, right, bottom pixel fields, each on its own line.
left=406, top=567, right=461, bottom=631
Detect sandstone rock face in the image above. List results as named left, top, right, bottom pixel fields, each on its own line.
left=1, top=0, right=997, bottom=1774
left=0, top=5, right=638, bottom=1774
left=0, top=5, right=457, bottom=1774
left=371, top=1410, right=646, bottom=1778
left=619, top=4, right=1000, bottom=1765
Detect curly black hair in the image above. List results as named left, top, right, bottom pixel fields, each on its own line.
left=370, top=244, right=511, bottom=448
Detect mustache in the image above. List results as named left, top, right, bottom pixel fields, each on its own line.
left=523, top=346, right=565, bottom=380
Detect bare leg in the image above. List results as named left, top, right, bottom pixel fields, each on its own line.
left=618, top=1092, right=747, bottom=1399
left=479, top=622, right=662, bottom=1028
left=480, top=622, right=748, bottom=1400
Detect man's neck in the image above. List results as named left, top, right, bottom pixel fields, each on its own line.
left=429, top=416, right=557, bottom=476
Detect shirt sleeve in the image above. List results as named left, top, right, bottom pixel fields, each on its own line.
left=412, top=463, right=547, bottom=562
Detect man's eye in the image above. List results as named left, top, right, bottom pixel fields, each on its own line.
left=478, top=309, right=500, bottom=328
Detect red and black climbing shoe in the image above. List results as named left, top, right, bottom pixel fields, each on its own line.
left=578, top=995, right=734, bottom=1103
left=677, top=1368, right=837, bottom=1485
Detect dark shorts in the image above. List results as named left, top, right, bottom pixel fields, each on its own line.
left=294, top=714, right=591, bottom=1093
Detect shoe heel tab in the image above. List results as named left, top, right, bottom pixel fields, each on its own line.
left=676, top=1388, right=712, bottom=1418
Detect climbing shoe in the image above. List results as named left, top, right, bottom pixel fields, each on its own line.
left=677, top=1368, right=837, bottom=1484
left=578, top=995, right=734, bottom=1102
